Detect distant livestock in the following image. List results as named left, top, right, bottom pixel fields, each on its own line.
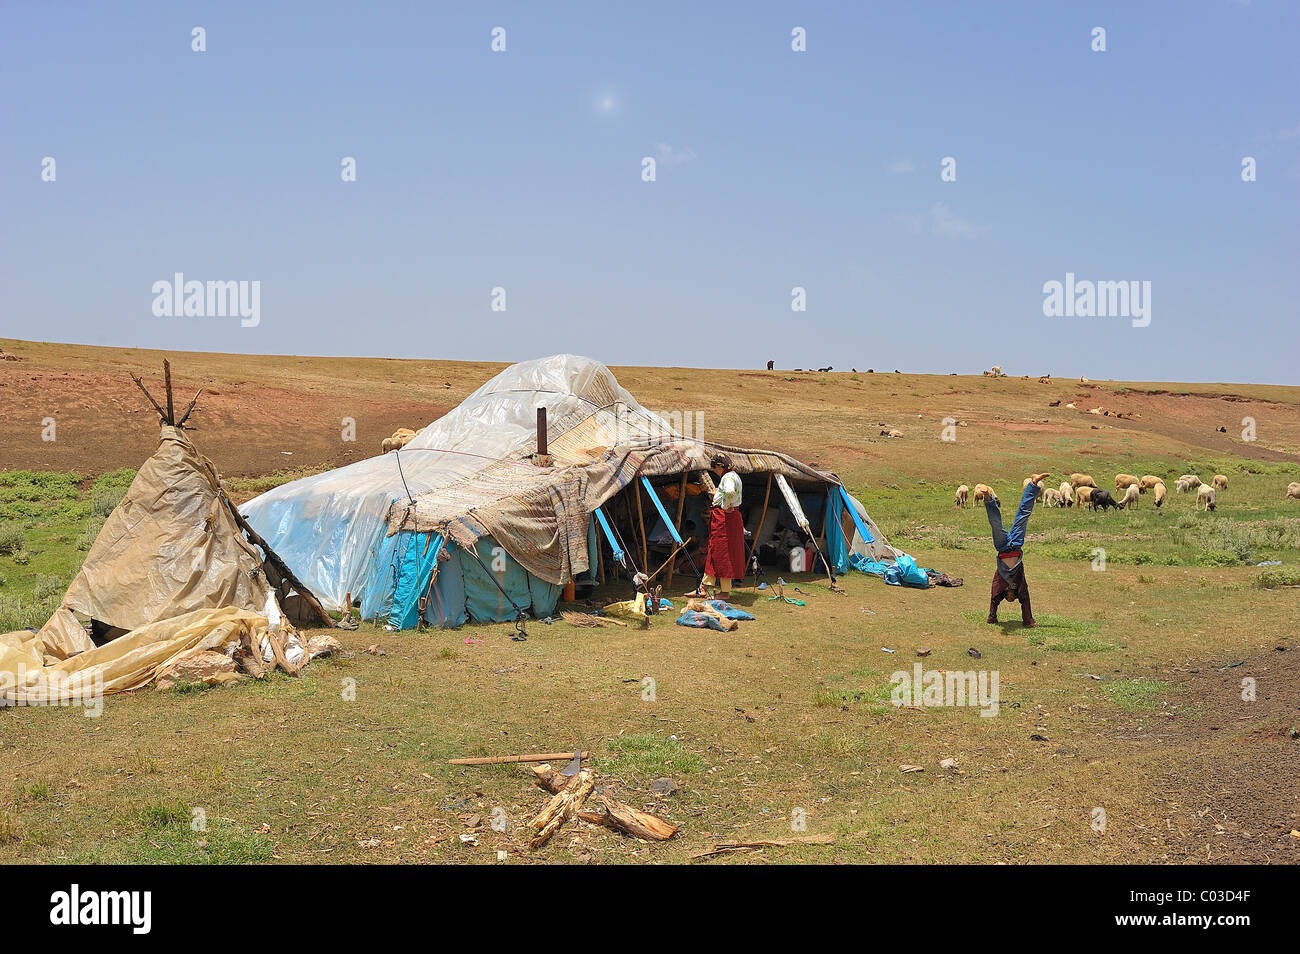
left=1120, top=484, right=1140, bottom=509
left=382, top=427, right=417, bottom=453
left=1286, top=482, right=1300, bottom=501
left=1115, top=474, right=1140, bottom=492
left=1213, top=474, right=1228, bottom=491
left=955, top=484, right=970, bottom=508
left=1153, top=481, right=1167, bottom=508
left=1196, top=485, right=1217, bottom=512
left=973, top=483, right=995, bottom=504
left=1068, top=473, right=1096, bottom=489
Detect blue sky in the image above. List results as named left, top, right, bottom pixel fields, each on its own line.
left=2, top=1, right=1297, bottom=383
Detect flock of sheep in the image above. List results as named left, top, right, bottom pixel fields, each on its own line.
left=953, top=471, right=1285, bottom=515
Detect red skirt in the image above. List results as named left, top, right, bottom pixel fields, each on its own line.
left=705, top=507, right=746, bottom=580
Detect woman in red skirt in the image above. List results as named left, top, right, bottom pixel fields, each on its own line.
left=694, top=454, right=745, bottom=598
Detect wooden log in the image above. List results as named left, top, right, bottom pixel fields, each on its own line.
left=590, top=794, right=678, bottom=841
left=529, top=770, right=595, bottom=849
left=450, top=751, right=587, bottom=766
left=531, top=766, right=677, bottom=841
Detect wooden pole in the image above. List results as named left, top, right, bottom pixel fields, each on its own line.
left=536, top=407, right=548, bottom=456
left=163, top=359, right=175, bottom=425
left=176, top=389, right=203, bottom=426
left=634, top=482, right=648, bottom=572
left=746, top=472, right=773, bottom=567
left=448, top=751, right=588, bottom=766
left=641, top=538, right=693, bottom=586
left=593, top=518, right=606, bottom=585
left=660, top=470, right=691, bottom=590
left=129, top=373, right=168, bottom=423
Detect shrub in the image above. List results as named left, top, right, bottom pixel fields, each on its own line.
left=1255, top=566, right=1300, bottom=589
left=0, top=524, right=23, bottom=556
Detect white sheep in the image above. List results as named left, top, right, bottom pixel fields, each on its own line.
left=1196, top=484, right=1216, bottom=511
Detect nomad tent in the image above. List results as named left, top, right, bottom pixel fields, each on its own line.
left=2, top=372, right=331, bottom=705
left=243, top=355, right=898, bottom=630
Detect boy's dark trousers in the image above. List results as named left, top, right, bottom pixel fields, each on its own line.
left=988, top=567, right=1034, bottom=626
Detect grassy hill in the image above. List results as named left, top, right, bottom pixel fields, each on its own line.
left=2, top=339, right=1298, bottom=864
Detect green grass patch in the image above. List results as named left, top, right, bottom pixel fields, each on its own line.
left=604, top=733, right=706, bottom=778
left=1104, top=678, right=1179, bottom=711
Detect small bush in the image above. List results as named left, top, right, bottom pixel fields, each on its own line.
left=0, top=595, right=42, bottom=633
left=0, top=524, right=23, bottom=556
left=1255, top=566, right=1300, bottom=589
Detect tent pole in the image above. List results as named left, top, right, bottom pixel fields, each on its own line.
left=633, top=482, right=648, bottom=571
left=163, top=359, right=175, bottom=425
left=665, top=471, right=688, bottom=591
left=746, top=472, right=773, bottom=568
left=594, top=518, right=606, bottom=585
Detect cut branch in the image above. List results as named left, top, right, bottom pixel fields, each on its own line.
left=529, top=770, right=595, bottom=849
left=532, top=766, right=677, bottom=841
left=130, top=373, right=169, bottom=423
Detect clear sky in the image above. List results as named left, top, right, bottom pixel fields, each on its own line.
left=2, top=1, right=1297, bottom=383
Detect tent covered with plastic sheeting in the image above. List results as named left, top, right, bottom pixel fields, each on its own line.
left=242, top=355, right=663, bottom=611
left=2, top=424, right=323, bottom=705
left=241, top=355, right=903, bottom=629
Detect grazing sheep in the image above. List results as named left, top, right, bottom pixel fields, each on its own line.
left=1196, top=485, right=1217, bottom=511
left=1091, top=489, right=1121, bottom=511
left=880, top=428, right=903, bottom=438
left=1139, top=475, right=1161, bottom=492
left=1058, top=481, right=1074, bottom=507
left=1042, top=487, right=1064, bottom=507
left=972, top=483, right=995, bottom=504
left=1175, top=478, right=1194, bottom=493
left=1068, top=473, right=1096, bottom=489
left=955, top=484, right=970, bottom=508
left=1178, top=474, right=1202, bottom=489
left=1115, top=473, right=1140, bottom=492
left=1075, top=486, right=1095, bottom=508
left=1153, top=481, right=1167, bottom=508
left=1286, top=482, right=1300, bottom=501
left=1120, top=484, right=1140, bottom=509
left=381, top=427, right=417, bottom=453
left=1022, top=476, right=1045, bottom=491
left=1213, top=474, right=1228, bottom=491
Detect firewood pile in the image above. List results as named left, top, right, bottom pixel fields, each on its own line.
left=527, top=764, right=677, bottom=850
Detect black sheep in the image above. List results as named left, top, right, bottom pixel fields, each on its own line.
left=1091, top=489, right=1121, bottom=511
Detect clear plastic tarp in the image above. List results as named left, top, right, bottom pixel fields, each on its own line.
left=240, top=355, right=667, bottom=610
